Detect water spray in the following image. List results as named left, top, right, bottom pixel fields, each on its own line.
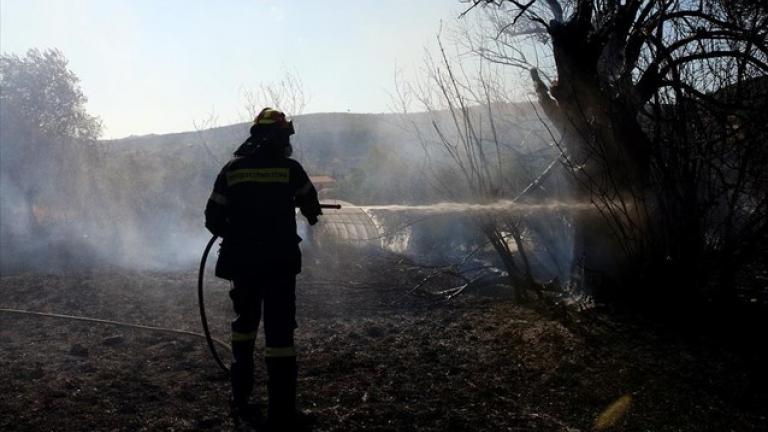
left=358, top=200, right=593, bottom=214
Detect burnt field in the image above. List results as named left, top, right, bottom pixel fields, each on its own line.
left=1, top=250, right=767, bottom=432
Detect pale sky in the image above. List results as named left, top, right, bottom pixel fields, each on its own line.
left=1, top=0, right=466, bottom=139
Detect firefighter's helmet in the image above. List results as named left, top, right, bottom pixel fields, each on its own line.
left=250, top=108, right=295, bottom=137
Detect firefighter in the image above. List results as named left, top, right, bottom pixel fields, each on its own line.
left=205, top=108, right=321, bottom=429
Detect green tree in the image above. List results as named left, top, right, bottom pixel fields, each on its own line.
left=0, top=49, right=102, bottom=271
left=1, top=48, right=101, bottom=141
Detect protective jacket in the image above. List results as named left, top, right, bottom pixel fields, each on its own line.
left=205, top=146, right=321, bottom=279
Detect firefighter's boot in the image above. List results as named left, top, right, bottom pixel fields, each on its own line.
left=231, top=339, right=256, bottom=409
left=265, top=356, right=298, bottom=428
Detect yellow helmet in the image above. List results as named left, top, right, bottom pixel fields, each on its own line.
left=252, top=107, right=294, bottom=136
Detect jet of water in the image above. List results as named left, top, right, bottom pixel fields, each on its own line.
left=356, top=200, right=593, bottom=215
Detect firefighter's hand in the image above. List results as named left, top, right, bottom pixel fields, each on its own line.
left=307, top=214, right=319, bottom=226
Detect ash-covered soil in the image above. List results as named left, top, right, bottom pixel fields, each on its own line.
left=1, top=248, right=767, bottom=431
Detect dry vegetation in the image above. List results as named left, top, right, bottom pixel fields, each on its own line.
left=2, top=247, right=766, bottom=431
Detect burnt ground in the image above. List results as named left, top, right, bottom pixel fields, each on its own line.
left=1, top=248, right=767, bottom=432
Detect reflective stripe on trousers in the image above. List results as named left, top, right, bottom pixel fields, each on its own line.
left=265, top=345, right=296, bottom=358
left=231, top=331, right=258, bottom=342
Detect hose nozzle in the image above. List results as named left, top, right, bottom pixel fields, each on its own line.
left=319, top=203, right=342, bottom=209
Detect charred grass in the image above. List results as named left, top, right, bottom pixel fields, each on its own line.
left=1, top=250, right=766, bottom=431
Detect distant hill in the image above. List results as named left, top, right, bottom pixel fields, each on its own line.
left=101, top=112, right=413, bottom=168
left=100, top=106, right=545, bottom=170
left=97, top=105, right=553, bottom=206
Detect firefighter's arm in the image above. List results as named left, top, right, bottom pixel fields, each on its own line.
left=294, top=166, right=322, bottom=225
left=204, top=170, right=230, bottom=236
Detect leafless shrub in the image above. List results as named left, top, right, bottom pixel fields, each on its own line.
left=394, top=30, right=576, bottom=301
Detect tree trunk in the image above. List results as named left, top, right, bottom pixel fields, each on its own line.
left=531, top=20, right=652, bottom=297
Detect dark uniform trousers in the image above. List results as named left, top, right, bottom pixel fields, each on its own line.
left=230, top=273, right=298, bottom=420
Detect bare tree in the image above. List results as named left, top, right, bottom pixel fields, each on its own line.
left=461, top=0, right=768, bottom=303
left=241, top=69, right=309, bottom=119
left=192, top=110, right=226, bottom=166
left=395, top=31, right=574, bottom=301
left=240, top=69, right=310, bottom=159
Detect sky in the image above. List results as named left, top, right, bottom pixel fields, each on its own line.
left=1, top=0, right=467, bottom=139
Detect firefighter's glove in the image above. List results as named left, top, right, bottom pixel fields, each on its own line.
left=307, top=214, right=319, bottom=226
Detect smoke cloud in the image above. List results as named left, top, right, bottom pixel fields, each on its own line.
left=1, top=106, right=578, bottom=290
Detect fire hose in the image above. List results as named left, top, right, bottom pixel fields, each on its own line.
left=0, top=203, right=341, bottom=375
left=198, top=234, right=229, bottom=372
left=197, top=203, right=341, bottom=373
left=0, top=307, right=230, bottom=352
left=0, top=266, right=233, bottom=374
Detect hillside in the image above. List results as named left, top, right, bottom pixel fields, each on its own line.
left=101, top=112, right=413, bottom=170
